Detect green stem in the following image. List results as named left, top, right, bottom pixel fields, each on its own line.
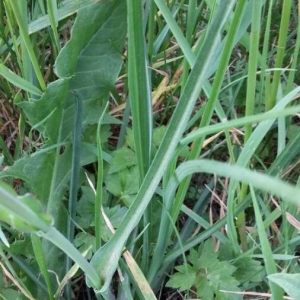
left=66, top=92, right=83, bottom=297
left=95, top=103, right=109, bottom=250
left=127, top=0, right=152, bottom=273
left=46, top=0, right=60, bottom=55
left=268, top=0, right=293, bottom=110
left=237, top=0, right=262, bottom=253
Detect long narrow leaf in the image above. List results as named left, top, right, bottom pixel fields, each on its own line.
left=8, top=1, right=46, bottom=91
left=28, top=0, right=102, bottom=34
left=148, top=0, right=247, bottom=281
left=226, top=86, right=300, bottom=253
left=127, top=0, right=152, bottom=272
left=46, top=0, right=60, bottom=53
left=251, top=188, right=283, bottom=299
left=31, top=234, right=54, bottom=300
left=88, top=1, right=236, bottom=292
left=127, top=0, right=152, bottom=178
left=165, top=160, right=300, bottom=207
left=0, top=63, right=43, bottom=96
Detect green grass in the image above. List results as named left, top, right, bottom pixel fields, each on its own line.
left=0, top=0, right=300, bottom=299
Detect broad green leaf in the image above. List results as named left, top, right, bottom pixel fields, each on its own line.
left=0, top=142, right=97, bottom=204
left=105, top=173, right=122, bottom=197
left=7, top=235, right=33, bottom=257
left=207, top=261, right=241, bottom=300
left=197, top=239, right=219, bottom=269
left=44, top=2, right=127, bottom=263
left=287, top=124, right=300, bottom=140
left=187, top=248, right=200, bottom=268
left=166, top=237, right=242, bottom=300
left=0, top=152, right=54, bottom=202
left=106, top=167, right=139, bottom=196
left=209, top=281, right=241, bottom=300
left=76, top=185, right=97, bottom=229
left=55, top=0, right=126, bottom=102
left=105, top=167, right=139, bottom=207
left=233, top=257, right=264, bottom=283
left=209, top=261, right=237, bottom=278
left=108, top=147, right=137, bottom=174
left=196, top=278, right=214, bottom=300
left=124, top=126, right=168, bottom=155
left=166, top=265, right=196, bottom=291
left=120, top=167, right=140, bottom=196
left=83, top=106, right=122, bottom=127
left=1, top=289, right=23, bottom=300
left=99, top=206, right=128, bottom=242
left=101, top=206, right=128, bottom=229
left=0, top=142, right=98, bottom=243
left=76, top=186, right=128, bottom=240
left=59, top=96, right=120, bottom=142
left=83, top=125, right=112, bottom=149
left=37, top=4, right=127, bottom=267
left=153, top=126, right=166, bottom=148
left=178, top=239, right=243, bottom=300
left=46, top=143, right=97, bottom=216
left=18, top=79, right=70, bottom=144
left=268, top=273, right=300, bottom=299
left=11, top=0, right=127, bottom=222
left=125, top=128, right=136, bottom=151
left=74, top=232, right=95, bottom=260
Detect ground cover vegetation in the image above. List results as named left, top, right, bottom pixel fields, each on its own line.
left=0, top=0, right=300, bottom=299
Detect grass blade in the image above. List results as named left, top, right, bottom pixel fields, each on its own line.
left=127, top=0, right=152, bottom=179
left=157, top=1, right=247, bottom=276
left=88, top=1, right=236, bottom=292
left=250, top=187, right=284, bottom=299
left=46, top=0, right=60, bottom=54
left=42, top=227, right=101, bottom=289
left=269, top=0, right=293, bottom=110
left=7, top=1, right=46, bottom=91
left=31, top=234, right=54, bottom=300
left=154, top=0, right=195, bottom=65
left=237, top=0, right=262, bottom=252
left=0, top=63, right=43, bottom=96
left=166, top=159, right=300, bottom=207
left=127, top=0, right=152, bottom=273
left=29, top=0, right=102, bottom=35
